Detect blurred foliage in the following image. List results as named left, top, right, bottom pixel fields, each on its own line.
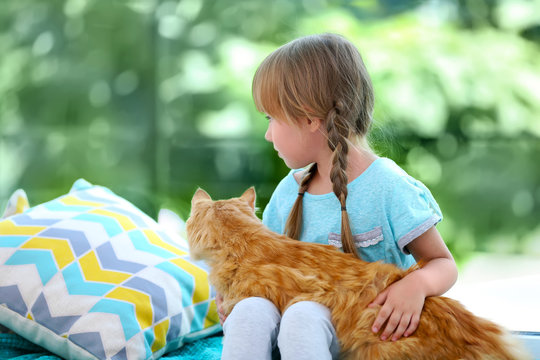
left=0, top=0, right=539, bottom=264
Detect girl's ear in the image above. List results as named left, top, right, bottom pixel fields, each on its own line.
left=240, top=187, right=256, bottom=210
left=306, top=117, right=323, bottom=133
left=192, top=188, right=212, bottom=205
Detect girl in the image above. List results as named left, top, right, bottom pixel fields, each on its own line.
left=218, top=33, right=458, bottom=360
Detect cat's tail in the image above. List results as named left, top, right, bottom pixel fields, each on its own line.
left=498, top=331, right=533, bottom=360
left=423, top=296, right=531, bottom=360
left=333, top=295, right=531, bottom=360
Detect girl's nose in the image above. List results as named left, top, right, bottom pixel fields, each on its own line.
left=264, top=126, right=272, bottom=142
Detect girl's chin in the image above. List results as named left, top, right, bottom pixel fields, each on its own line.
left=282, top=159, right=295, bottom=169
left=283, top=159, right=309, bottom=170
left=275, top=152, right=310, bottom=169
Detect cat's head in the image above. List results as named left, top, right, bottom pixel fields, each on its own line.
left=186, top=187, right=257, bottom=261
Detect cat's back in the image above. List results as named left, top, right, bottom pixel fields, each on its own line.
left=261, top=233, right=364, bottom=269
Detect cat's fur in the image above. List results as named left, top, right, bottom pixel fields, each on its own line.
left=186, top=188, right=529, bottom=360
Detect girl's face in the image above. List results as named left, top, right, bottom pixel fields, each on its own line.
left=264, top=115, right=324, bottom=169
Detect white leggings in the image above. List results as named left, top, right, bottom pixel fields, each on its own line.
left=221, top=297, right=340, bottom=360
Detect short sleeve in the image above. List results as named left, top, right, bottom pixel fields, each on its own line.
left=387, top=176, right=443, bottom=254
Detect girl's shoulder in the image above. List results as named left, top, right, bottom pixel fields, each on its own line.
left=377, top=158, right=425, bottom=187
left=349, top=157, right=402, bottom=185
left=363, top=158, right=440, bottom=210
left=349, top=157, right=427, bottom=195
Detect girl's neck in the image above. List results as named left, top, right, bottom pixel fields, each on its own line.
left=305, top=145, right=378, bottom=195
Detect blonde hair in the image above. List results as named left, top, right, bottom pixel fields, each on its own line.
left=252, top=33, right=374, bottom=259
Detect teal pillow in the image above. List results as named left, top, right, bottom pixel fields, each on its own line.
left=0, top=179, right=220, bottom=359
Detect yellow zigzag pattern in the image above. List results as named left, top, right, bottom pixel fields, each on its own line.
left=170, top=258, right=209, bottom=304
left=144, top=229, right=188, bottom=257
left=79, top=251, right=131, bottom=284
left=152, top=319, right=170, bottom=352
left=0, top=220, right=45, bottom=236
left=21, top=237, right=75, bottom=269
left=60, top=195, right=105, bottom=208
left=15, top=194, right=29, bottom=214
left=90, top=209, right=137, bottom=232
left=106, top=287, right=153, bottom=330
left=204, top=300, right=219, bottom=328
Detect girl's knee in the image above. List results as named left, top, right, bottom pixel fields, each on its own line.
left=281, top=301, right=331, bottom=327
left=225, top=297, right=280, bottom=329
left=222, top=297, right=281, bottom=360
left=279, top=301, right=334, bottom=339
left=278, top=302, right=339, bottom=359
left=232, top=297, right=279, bottom=317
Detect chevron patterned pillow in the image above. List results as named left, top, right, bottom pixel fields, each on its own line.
left=0, top=179, right=220, bottom=360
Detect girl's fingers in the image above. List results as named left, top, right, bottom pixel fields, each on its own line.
left=403, top=314, right=420, bottom=338
left=380, top=311, right=401, bottom=340
left=391, top=315, right=411, bottom=341
left=370, top=290, right=390, bottom=333
left=371, top=304, right=392, bottom=333
left=369, top=289, right=388, bottom=307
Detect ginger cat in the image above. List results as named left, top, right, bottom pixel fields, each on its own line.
left=186, top=188, right=529, bottom=360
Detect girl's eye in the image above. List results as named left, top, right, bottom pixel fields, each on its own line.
left=265, top=115, right=271, bottom=121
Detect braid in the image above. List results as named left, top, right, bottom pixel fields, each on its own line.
left=326, top=102, right=360, bottom=259
left=284, top=163, right=317, bottom=240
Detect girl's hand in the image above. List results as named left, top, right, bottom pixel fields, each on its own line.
left=215, top=293, right=228, bottom=325
left=368, top=278, right=425, bottom=341
left=368, top=227, right=458, bottom=342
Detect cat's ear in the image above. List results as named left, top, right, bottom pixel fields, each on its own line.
left=240, top=187, right=256, bottom=210
left=192, top=188, right=212, bottom=204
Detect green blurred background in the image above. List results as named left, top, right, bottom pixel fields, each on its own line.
left=1, top=0, right=539, bottom=266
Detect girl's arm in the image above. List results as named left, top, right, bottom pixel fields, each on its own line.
left=369, top=226, right=458, bottom=341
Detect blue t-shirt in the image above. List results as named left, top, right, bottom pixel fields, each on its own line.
left=262, top=158, right=442, bottom=269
